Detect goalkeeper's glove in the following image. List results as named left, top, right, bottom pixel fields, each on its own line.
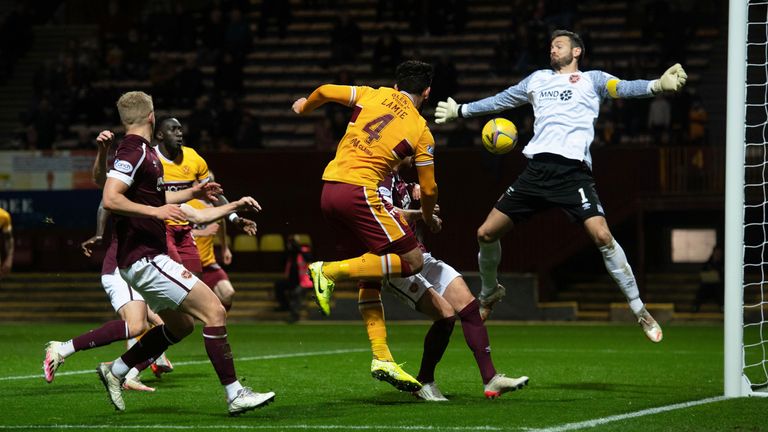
left=435, top=97, right=461, bottom=124
left=651, top=63, right=688, bottom=94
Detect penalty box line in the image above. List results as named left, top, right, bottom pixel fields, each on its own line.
left=524, top=395, right=729, bottom=432
left=0, top=348, right=368, bottom=382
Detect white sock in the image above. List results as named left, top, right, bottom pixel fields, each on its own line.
left=125, top=367, right=140, bottom=381
left=225, top=381, right=244, bottom=402
left=599, top=239, right=644, bottom=315
left=111, top=357, right=130, bottom=379
left=478, top=240, right=501, bottom=299
left=126, top=337, right=139, bottom=350
left=58, top=340, right=75, bottom=358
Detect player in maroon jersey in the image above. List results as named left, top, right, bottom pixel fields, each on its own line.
left=46, top=130, right=173, bottom=391
left=45, top=91, right=273, bottom=416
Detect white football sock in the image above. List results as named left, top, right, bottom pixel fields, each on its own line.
left=110, top=357, right=130, bottom=379
left=125, top=367, right=140, bottom=381
left=599, top=239, right=644, bottom=315
left=225, top=381, right=244, bottom=402
left=58, top=340, right=75, bottom=358
left=478, top=240, right=502, bottom=299
left=126, top=337, right=139, bottom=350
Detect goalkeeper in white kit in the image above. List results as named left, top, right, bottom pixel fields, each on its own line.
left=434, top=29, right=688, bottom=342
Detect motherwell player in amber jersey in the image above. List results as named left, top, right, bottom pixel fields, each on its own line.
left=293, top=60, right=442, bottom=393
left=320, top=86, right=436, bottom=189
left=154, top=117, right=210, bottom=273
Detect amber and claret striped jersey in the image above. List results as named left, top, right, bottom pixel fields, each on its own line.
left=155, top=146, right=211, bottom=226
left=187, top=198, right=218, bottom=267
left=304, top=85, right=435, bottom=188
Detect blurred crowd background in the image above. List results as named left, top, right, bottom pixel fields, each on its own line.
left=0, top=0, right=724, bottom=152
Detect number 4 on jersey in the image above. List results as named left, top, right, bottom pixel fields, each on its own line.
left=362, top=114, right=394, bottom=143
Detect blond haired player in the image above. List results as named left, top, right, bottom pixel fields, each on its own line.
left=45, top=91, right=274, bottom=415
left=293, top=60, right=440, bottom=392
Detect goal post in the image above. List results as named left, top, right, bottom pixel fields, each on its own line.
left=725, top=0, right=768, bottom=398
left=724, top=0, right=747, bottom=398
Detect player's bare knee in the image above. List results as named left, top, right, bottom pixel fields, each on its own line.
left=202, top=302, right=227, bottom=327
left=477, top=226, right=498, bottom=243
left=216, top=282, right=235, bottom=303
left=593, top=231, right=613, bottom=248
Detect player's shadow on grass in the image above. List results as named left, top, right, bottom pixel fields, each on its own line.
left=340, top=393, right=420, bottom=406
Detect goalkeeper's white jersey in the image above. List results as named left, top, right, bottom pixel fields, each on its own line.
left=461, top=69, right=654, bottom=169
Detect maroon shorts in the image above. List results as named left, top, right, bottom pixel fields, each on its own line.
left=201, top=263, right=229, bottom=289
left=320, top=181, right=419, bottom=259
left=166, top=224, right=203, bottom=273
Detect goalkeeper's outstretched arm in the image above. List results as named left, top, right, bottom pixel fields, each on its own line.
left=435, top=74, right=533, bottom=123
left=597, top=63, right=688, bottom=99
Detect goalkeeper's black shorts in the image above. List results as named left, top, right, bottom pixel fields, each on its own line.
left=494, top=153, right=606, bottom=223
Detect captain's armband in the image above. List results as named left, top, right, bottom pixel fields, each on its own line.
left=606, top=78, right=620, bottom=99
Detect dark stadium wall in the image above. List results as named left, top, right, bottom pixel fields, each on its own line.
left=202, top=147, right=664, bottom=274
left=5, top=147, right=724, bottom=279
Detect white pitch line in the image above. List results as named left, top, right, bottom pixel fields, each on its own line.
left=0, top=425, right=510, bottom=431
left=0, top=348, right=368, bottom=382
left=523, top=396, right=729, bottom=432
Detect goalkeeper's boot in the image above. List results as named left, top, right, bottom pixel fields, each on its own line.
left=150, top=352, right=174, bottom=378
left=484, top=374, right=529, bottom=399
left=637, top=308, right=663, bottom=343
left=308, top=261, right=334, bottom=316
left=96, top=362, right=125, bottom=411
left=414, top=382, right=448, bottom=401
left=479, top=284, right=506, bottom=321
left=371, top=359, right=422, bottom=392
left=122, top=376, right=156, bottom=392
left=43, top=341, right=65, bottom=383
left=227, top=387, right=275, bottom=416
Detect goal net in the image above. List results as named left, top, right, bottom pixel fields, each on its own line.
left=726, top=0, right=768, bottom=397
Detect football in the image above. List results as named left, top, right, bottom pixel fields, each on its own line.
left=481, top=118, right=518, bottom=154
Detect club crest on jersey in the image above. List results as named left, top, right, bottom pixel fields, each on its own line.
left=378, top=186, right=392, bottom=200
left=569, top=74, right=580, bottom=84
left=114, top=159, right=133, bottom=173
left=181, top=270, right=192, bottom=279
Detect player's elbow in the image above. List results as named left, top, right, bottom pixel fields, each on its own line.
left=184, top=208, right=203, bottom=225
left=102, top=193, right=118, bottom=212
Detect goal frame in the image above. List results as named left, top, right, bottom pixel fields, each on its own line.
left=724, top=0, right=768, bottom=398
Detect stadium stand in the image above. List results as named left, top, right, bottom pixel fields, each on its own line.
left=0, top=0, right=725, bottom=151
left=0, top=0, right=730, bottom=322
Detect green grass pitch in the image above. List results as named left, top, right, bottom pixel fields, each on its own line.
left=0, top=322, right=764, bottom=431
